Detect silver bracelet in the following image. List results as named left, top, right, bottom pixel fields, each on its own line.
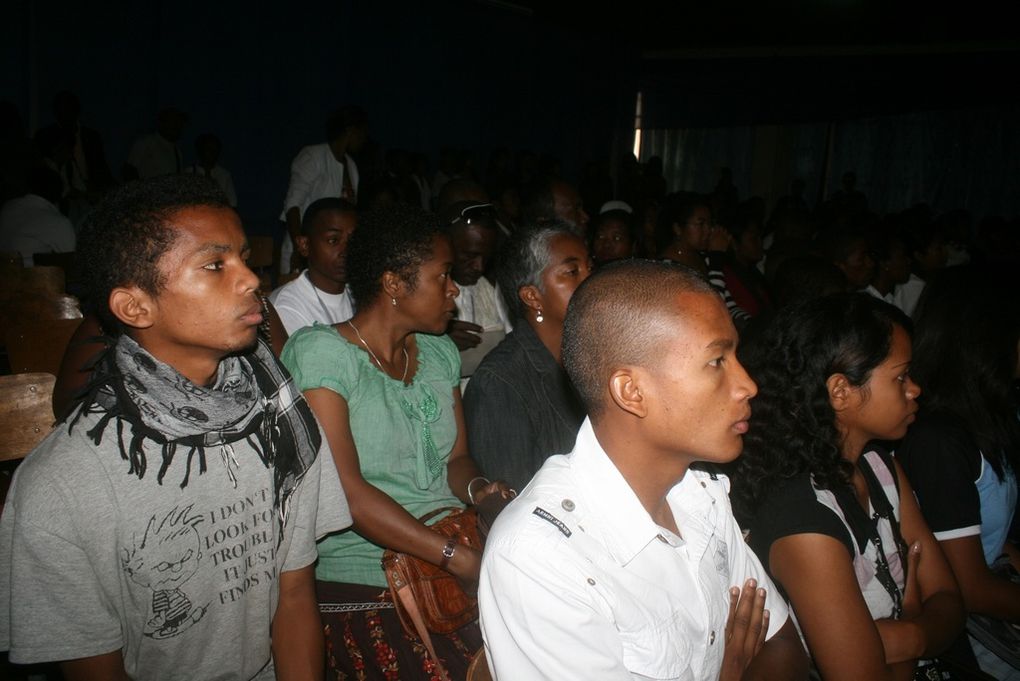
left=467, top=476, right=490, bottom=505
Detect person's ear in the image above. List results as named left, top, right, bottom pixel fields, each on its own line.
left=295, top=234, right=311, bottom=258
left=827, top=373, right=853, bottom=412
left=672, top=221, right=683, bottom=237
left=608, top=367, right=648, bottom=418
left=109, top=286, right=155, bottom=330
left=519, top=284, right=543, bottom=314
left=382, top=271, right=405, bottom=303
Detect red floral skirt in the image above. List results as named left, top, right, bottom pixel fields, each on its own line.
left=317, top=580, right=482, bottom=681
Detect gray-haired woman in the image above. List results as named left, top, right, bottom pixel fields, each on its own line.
left=463, top=224, right=591, bottom=491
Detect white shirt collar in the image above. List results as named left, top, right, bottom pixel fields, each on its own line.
left=568, top=418, right=670, bottom=566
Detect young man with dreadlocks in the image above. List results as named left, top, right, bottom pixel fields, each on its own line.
left=0, top=175, right=350, bottom=680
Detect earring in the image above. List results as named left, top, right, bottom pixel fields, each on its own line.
left=535, top=309, right=544, bottom=323
left=391, top=297, right=397, bottom=307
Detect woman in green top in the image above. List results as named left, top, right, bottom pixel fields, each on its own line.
left=282, top=204, right=510, bottom=679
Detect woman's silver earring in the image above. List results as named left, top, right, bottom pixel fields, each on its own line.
left=536, top=309, right=544, bottom=323
left=391, top=297, right=397, bottom=307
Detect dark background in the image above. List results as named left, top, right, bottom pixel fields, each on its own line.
left=4, top=0, right=1018, bottom=234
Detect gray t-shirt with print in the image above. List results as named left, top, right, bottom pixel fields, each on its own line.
left=0, top=408, right=350, bottom=680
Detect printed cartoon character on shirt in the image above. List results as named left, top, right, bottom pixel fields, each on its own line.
left=122, top=504, right=209, bottom=639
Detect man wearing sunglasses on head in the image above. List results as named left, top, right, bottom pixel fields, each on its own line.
left=441, top=201, right=512, bottom=386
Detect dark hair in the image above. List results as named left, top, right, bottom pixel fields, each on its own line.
left=325, top=105, right=367, bottom=141
left=563, top=260, right=714, bottom=417
left=732, top=293, right=911, bottom=517
left=911, top=266, right=1020, bottom=479
left=771, top=255, right=847, bottom=308
left=345, top=204, right=441, bottom=306
left=301, top=197, right=356, bottom=236
left=78, top=174, right=231, bottom=334
left=654, top=192, right=711, bottom=254
left=494, top=223, right=577, bottom=320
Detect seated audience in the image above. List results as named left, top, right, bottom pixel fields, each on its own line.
left=896, top=266, right=1020, bottom=679
left=463, top=224, right=589, bottom=491
left=441, top=200, right=512, bottom=383
left=479, top=260, right=808, bottom=680
left=0, top=174, right=349, bottom=680
left=732, top=293, right=965, bottom=680
left=185, top=133, right=237, bottom=207
left=281, top=204, right=511, bottom=678
left=269, top=197, right=357, bottom=334
left=0, top=165, right=75, bottom=264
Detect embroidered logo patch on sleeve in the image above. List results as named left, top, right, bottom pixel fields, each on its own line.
left=532, top=507, right=572, bottom=537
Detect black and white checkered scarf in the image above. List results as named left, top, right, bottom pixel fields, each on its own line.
left=67, top=334, right=321, bottom=544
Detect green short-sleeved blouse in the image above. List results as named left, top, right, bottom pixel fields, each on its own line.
left=281, top=323, right=464, bottom=587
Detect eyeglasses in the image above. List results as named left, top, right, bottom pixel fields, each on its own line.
left=452, top=203, right=496, bottom=226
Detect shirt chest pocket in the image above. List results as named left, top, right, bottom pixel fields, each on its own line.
left=617, top=605, right=692, bottom=680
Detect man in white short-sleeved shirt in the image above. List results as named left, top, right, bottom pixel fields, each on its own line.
left=479, top=260, right=807, bottom=681
left=270, top=198, right=356, bottom=334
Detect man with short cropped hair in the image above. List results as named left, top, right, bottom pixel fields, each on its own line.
left=479, top=260, right=807, bottom=680
left=270, top=197, right=357, bottom=334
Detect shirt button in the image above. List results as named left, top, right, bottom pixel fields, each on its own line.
left=586, top=578, right=596, bottom=586
left=561, top=499, right=576, bottom=512
left=700, top=481, right=707, bottom=488
left=710, top=630, right=716, bottom=645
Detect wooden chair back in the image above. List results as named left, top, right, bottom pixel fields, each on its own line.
left=33, top=251, right=81, bottom=291
left=0, top=250, right=23, bottom=276
left=5, top=317, right=84, bottom=375
left=0, top=373, right=57, bottom=463
left=3, top=292, right=83, bottom=323
left=466, top=648, right=492, bottom=681
left=11, top=265, right=66, bottom=297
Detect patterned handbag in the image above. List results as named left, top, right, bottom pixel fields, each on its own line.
left=382, top=507, right=481, bottom=637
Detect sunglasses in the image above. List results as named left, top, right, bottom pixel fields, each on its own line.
left=452, top=203, right=496, bottom=226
